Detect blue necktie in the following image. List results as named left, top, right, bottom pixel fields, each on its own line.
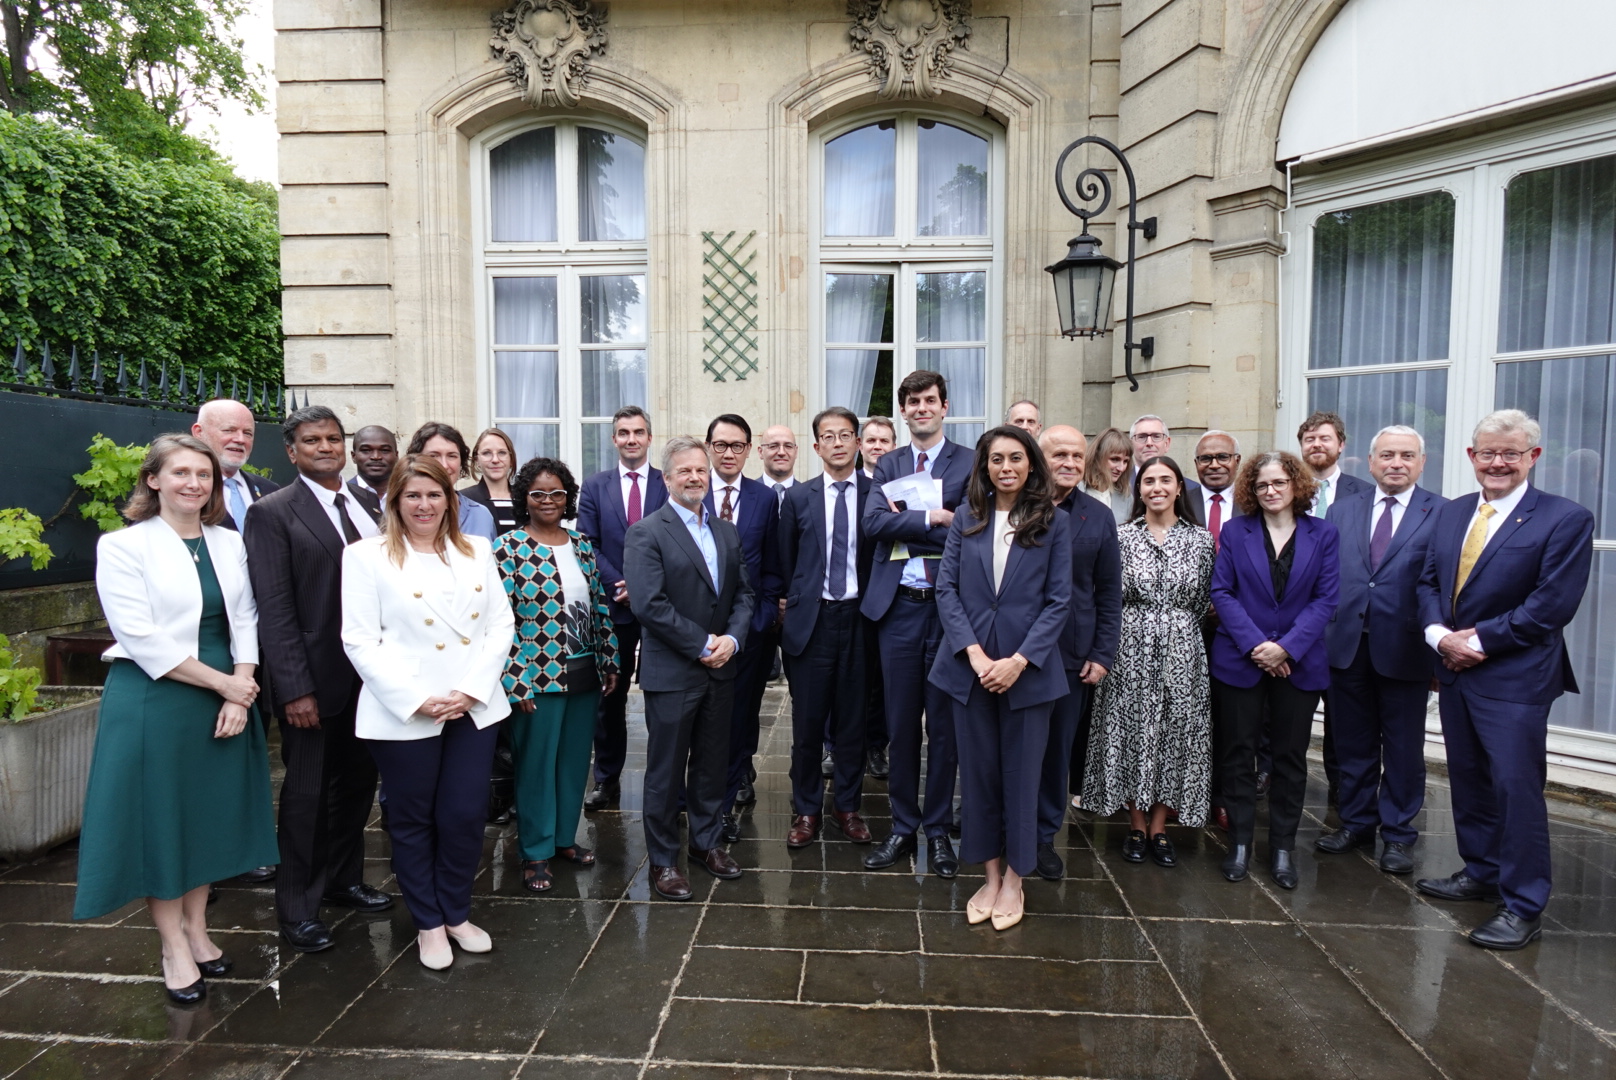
left=829, top=481, right=850, bottom=599
left=226, top=476, right=248, bottom=531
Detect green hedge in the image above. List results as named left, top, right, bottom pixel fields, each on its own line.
left=0, top=112, right=281, bottom=381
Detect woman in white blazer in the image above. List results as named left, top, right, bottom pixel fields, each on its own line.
left=341, top=455, right=515, bottom=970
left=76, top=434, right=278, bottom=1005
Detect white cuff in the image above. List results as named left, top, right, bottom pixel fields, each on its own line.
left=1423, top=624, right=1448, bottom=652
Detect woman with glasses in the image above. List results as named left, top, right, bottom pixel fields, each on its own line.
left=1082, top=427, right=1135, bottom=525
left=461, top=427, right=521, bottom=536
left=1209, top=451, right=1340, bottom=889
left=494, top=457, right=620, bottom=894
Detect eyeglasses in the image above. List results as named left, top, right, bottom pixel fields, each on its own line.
left=761, top=442, right=796, bottom=452
left=478, top=447, right=510, bottom=459
left=1195, top=453, right=1235, bottom=465
left=708, top=441, right=750, bottom=455
left=1471, top=449, right=1527, bottom=464
left=527, top=489, right=568, bottom=502
left=817, top=431, right=858, bottom=444
left=1253, top=480, right=1291, bottom=493
left=1132, top=432, right=1168, bottom=444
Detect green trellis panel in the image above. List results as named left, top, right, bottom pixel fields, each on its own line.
left=702, top=230, right=759, bottom=382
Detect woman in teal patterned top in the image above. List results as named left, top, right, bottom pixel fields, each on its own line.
left=495, top=457, right=620, bottom=893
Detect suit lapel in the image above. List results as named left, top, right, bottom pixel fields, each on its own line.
left=1373, top=488, right=1430, bottom=576
left=1289, top=516, right=1320, bottom=593
left=1237, top=521, right=1278, bottom=604
left=971, top=515, right=994, bottom=590
left=409, top=549, right=474, bottom=639
left=608, top=470, right=629, bottom=531
left=998, top=527, right=1026, bottom=597
left=1464, top=487, right=1536, bottom=589
left=805, top=476, right=828, bottom=573
left=289, top=479, right=346, bottom=565
left=662, top=504, right=717, bottom=594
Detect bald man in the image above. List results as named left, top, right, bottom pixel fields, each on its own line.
left=193, top=399, right=279, bottom=533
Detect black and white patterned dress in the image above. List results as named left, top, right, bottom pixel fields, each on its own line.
left=1082, top=518, right=1216, bottom=826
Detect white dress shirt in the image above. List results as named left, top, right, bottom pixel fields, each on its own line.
left=820, top=473, right=860, bottom=600
left=1369, top=485, right=1414, bottom=545
left=991, top=510, right=1013, bottom=593
left=299, top=474, right=379, bottom=540
left=711, top=471, right=744, bottom=528
left=670, top=500, right=737, bottom=657
left=618, top=460, right=651, bottom=515
left=1197, top=485, right=1234, bottom=536
left=1423, top=481, right=1531, bottom=654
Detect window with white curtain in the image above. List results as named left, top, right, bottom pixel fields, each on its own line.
left=1283, top=112, right=1616, bottom=750
left=817, top=113, right=999, bottom=447
left=482, top=121, right=648, bottom=475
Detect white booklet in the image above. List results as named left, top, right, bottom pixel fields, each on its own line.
left=879, top=474, right=945, bottom=563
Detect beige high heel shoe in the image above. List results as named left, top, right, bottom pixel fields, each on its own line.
left=965, top=883, right=996, bottom=925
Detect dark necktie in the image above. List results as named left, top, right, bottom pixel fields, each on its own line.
left=626, top=472, right=642, bottom=525
left=829, top=480, right=850, bottom=600
left=720, top=486, right=735, bottom=522
left=1369, top=495, right=1396, bottom=572
left=915, top=451, right=935, bottom=584
left=1208, top=492, right=1224, bottom=551
left=332, top=492, right=362, bottom=545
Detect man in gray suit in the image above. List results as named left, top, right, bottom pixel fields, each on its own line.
left=624, top=436, right=757, bottom=900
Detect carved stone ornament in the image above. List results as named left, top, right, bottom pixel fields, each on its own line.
left=847, top=0, right=971, bottom=100
left=490, top=0, right=608, bottom=109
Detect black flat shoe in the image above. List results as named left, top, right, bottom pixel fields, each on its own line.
left=1379, top=841, right=1414, bottom=875
left=1469, top=906, right=1542, bottom=951
left=322, top=883, right=394, bottom=912
left=238, top=865, right=277, bottom=883
left=1270, top=849, right=1299, bottom=890
left=1416, top=870, right=1500, bottom=903
left=1035, top=843, right=1064, bottom=881
left=1149, top=833, right=1177, bottom=868
left=582, top=782, right=619, bottom=812
left=1221, top=844, right=1251, bottom=882
left=196, top=956, right=233, bottom=978
left=928, top=836, right=959, bottom=879
left=1315, top=827, right=1374, bottom=854
left=863, top=832, right=916, bottom=870
left=165, top=978, right=206, bottom=1005
left=280, top=919, right=334, bottom=953
left=1121, top=830, right=1146, bottom=863
left=866, top=748, right=889, bottom=780
left=720, top=814, right=743, bottom=844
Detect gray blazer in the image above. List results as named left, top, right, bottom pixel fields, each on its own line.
left=622, top=500, right=756, bottom=692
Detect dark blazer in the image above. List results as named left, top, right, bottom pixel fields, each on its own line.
left=1056, top=490, right=1123, bottom=672
left=1209, top=513, right=1341, bottom=692
left=243, top=478, right=360, bottom=715
left=778, top=472, right=874, bottom=657
left=577, top=465, right=668, bottom=624
left=217, top=470, right=280, bottom=533
left=1416, top=486, right=1594, bottom=704
left=459, top=480, right=518, bottom=535
left=859, top=439, right=973, bottom=622
left=703, top=475, right=782, bottom=639
left=623, top=501, right=756, bottom=692
left=1326, top=484, right=1445, bottom=681
left=344, top=476, right=382, bottom=525
left=932, top=508, right=1072, bottom=709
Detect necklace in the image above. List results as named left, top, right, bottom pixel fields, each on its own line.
left=182, top=537, right=204, bottom=564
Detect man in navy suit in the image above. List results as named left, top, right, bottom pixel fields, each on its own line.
left=193, top=398, right=279, bottom=533
left=576, top=405, right=668, bottom=810
left=1320, top=425, right=1445, bottom=873
left=779, top=407, right=875, bottom=848
left=703, top=414, right=782, bottom=842
left=1416, top=410, right=1594, bottom=950
left=1035, top=426, right=1121, bottom=880
left=859, top=370, right=973, bottom=878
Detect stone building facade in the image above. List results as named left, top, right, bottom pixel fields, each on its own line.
left=275, top=0, right=1616, bottom=765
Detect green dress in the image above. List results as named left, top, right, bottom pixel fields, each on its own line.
left=74, top=538, right=279, bottom=919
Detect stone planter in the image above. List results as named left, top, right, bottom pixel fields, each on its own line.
left=0, top=686, right=101, bottom=862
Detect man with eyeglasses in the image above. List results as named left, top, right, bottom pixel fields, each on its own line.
left=703, top=415, right=782, bottom=842
left=1414, top=410, right=1593, bottom=950
left=759, top=426, right=799, bottom=501
left=1129, top=415, right=1201, bottom=505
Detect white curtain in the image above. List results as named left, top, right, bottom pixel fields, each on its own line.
left=580, top=275, right=646, bottom=344
left=825, top=273, right=892, bottom=415
left=495, top=353, right=558, bottom=419
left=824, top=123, right=895, bottom=237
left=1307, top=369, right=1448, bottom=491
left=1500, top=154, right=1616, bottom=351
left=581, top=348, right=648, bottom=418
left=493, top=277, right=558, bottom=345
left=916, top=121, right=988, bottom=237
left=578, top=128, right=646, bottom=242
left=490, top=128, right=557, bottom=243
left=916, top=271, right=984, bottom=342
left=504, top=422, right=559, bottom=465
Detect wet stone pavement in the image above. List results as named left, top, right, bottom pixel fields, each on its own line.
left=2, top=685, right=1616, bottom=1080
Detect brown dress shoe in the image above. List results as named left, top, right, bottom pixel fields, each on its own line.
left=650, top=864, right=692, bottom=901
left=830, top=810, right=872, bottom=843
left=690, top=846, right=743, bottom=880
left=787, top=815, right=822, bottom=848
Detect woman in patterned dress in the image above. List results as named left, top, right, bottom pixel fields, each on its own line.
left=494, top=457, right=620, bottom=894
left=1082, top=456, right=1216, bottom=867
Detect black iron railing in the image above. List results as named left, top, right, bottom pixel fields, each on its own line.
left=3, top=339, right=290, bottom=420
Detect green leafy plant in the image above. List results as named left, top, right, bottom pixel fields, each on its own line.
left=0, top=634, right=41, bottom=722
left=73, top=434, right=147, bottom=532
left=0, top=508, right=52, bottom=570
left=239, top=462, right=272, bottom=478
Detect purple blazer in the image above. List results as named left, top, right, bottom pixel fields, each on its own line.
left=1208, top=513, right=1341, bottom=692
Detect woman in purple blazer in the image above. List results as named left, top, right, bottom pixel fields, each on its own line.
left=1209, top=451, right=1340, bottom=890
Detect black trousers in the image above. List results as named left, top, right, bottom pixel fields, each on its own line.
left=786, top=600, right=867, bottom=816
left=1043, top=678, right=1094, bottom=844
left=1214, top=676, right=1319, bottom=850
left=591, top=620, right=640, bottom=786
left=642, top=676, right=734, bottom=865
left=720, top=625, right=777, bottom=814
left=274, top=698, right=377, bottom=923
left=863, top=615, right=887, bottom=753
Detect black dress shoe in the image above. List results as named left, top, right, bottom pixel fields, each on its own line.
left=1149, top=833, right=1177, bottom=868
left=1035, top=844, right=1064, bottom=881
left=866, top=748, right=889, bottom=780
left=583, top=782, right=619, bottom=812
left=196, top=956, right=233, bottom=978
left=1416, top=870, right=1500, bottom=903
left=1379, top=841, right=1414, bottom=875
left=950, top=811, right=962, bottom=839
left=165, top=977, right=206, bottom=1005
left=322, top=883, right=394, bottom=912
left=238, top=865, right=277, bottom=883
left=1270, top=849, right=1298, bottom=890
left=720, top=813, right=743, bottom=844
left=1221, top=844, right=1251, bottom=882
left=863, top=832, right=916, bottom=870
left=1120, top=830, right=1146, bottom=863
left=1315, top=827, right=1374, bottom=854
left=821, top=750, right=835, bottom=779
left=280, top=919, right=334, bottom=953
left=1255, top=771, right=1271, bottom=797
left=1469, top=906, right=1542, bottom=951
left=928, top=836, right=959, bottom=879
left=735, top=778, right=756, bottom=806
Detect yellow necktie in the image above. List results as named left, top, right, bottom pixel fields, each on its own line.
left=1453, top=503, right=1497, bottom=609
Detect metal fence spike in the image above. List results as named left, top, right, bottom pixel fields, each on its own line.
left=12, top=339, right=25, bottom=380
left=116, top=355, right=129, bottom=394
left=41, top=342, right=54, bottom=380
left=215, top=373, right=223, bottom=401
left=302, top=389, right=310, bottom=409
left=176, top=366, right=188, bottom=405
left=90, top=350, right=103, bottom=389
left=157, top=362, right=169, bottom=402
left=67, top=346, right=81, bottom=388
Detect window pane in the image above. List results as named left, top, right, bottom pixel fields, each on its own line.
left=1499, top=154, right=1616, bottom=352
left=495, top=351, right=558, bottom=419
left=1306, top=369, right=1447, bottom=493
left=918, top=348, right=985, bottom=421
left=825, top=273, right=893, bottom=344
left=581, top=349, right=648, bottom=418
left=1310, top=191, right=1453, bottom=369
left=946, top=422, right=984, bottom=448
left=490, top=128, right=557, bottom=243
left=1545, top=550, right=1616, bottom=736
left=916, top=121, right=988, bottom=237
left=824, top=122, right=895, bottom=237
left=493, top=277, right=558, bottom=345
left=581, top=422, right=617, bottom=478
left=1495, top=354, right=1616, bottom=537
left=503, top=423, right=559, bottom=465
left=916, top=272, right=985, bottom=342
left=578, top=128, right=646, bottom=242
left=581, top=275, right=646, bottom=343
left=826, top=349, right=891, bottom=417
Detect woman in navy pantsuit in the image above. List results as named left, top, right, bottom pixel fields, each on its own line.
left=934, top=426, right=1071, bottom=931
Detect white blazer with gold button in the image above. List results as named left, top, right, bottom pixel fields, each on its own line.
left=340, top=534, right=516, bottom=741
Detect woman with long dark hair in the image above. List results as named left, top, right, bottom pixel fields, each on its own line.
left=933, top=426, right=1071, bottom=930
left=1082, top=455, right=1216, bottom=867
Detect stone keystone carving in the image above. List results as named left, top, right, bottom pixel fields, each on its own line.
left=848, top=0, right=971, bottom=100
left=490, top=0, right=608, bottom=109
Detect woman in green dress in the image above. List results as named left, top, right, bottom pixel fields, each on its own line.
left=76, top=434, right=278, bottom=1004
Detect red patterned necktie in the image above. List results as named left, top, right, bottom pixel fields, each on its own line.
left=626, top=472, right=642, bottom=525
left=1208, top=493, right=1223, bottom=552
left=720, top=486, right=734, bottom=522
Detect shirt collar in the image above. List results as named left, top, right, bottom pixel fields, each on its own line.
left=1483, top=480, right=1530, bottom=517
left=670, top=500, right=705, bottom=527
left=711, top=472, right=740, bottom=492
left=619, top=461, right=647, bottom=480
left=299, top=473, right=342, bottom=506
left=1375, top=485, right=1415, bottom=507
left=1319, top=464, right=1342, bottom=484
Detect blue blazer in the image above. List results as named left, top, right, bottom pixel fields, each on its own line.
left=703, top=475, right=782, bottom=639
left=1325, top=485, right=1445, bottom=681
left=931, top=507, right=1072, bottom=709
left=859, top=439, right=973, bottom=622
left=777, top=473, right=874, bottom=657
left=1056, top=490, right=1123, bottom=672
left=1209, top=513, right=1341, bottom=692
left=576, top=465, right=668, bottom=624
left=1416, top=486, right=1594, bottom=704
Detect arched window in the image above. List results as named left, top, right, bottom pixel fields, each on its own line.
left=479, top=119, right=649, bottom=473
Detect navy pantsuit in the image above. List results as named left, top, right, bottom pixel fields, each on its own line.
left=956, top=683, right=1051, bottom=874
